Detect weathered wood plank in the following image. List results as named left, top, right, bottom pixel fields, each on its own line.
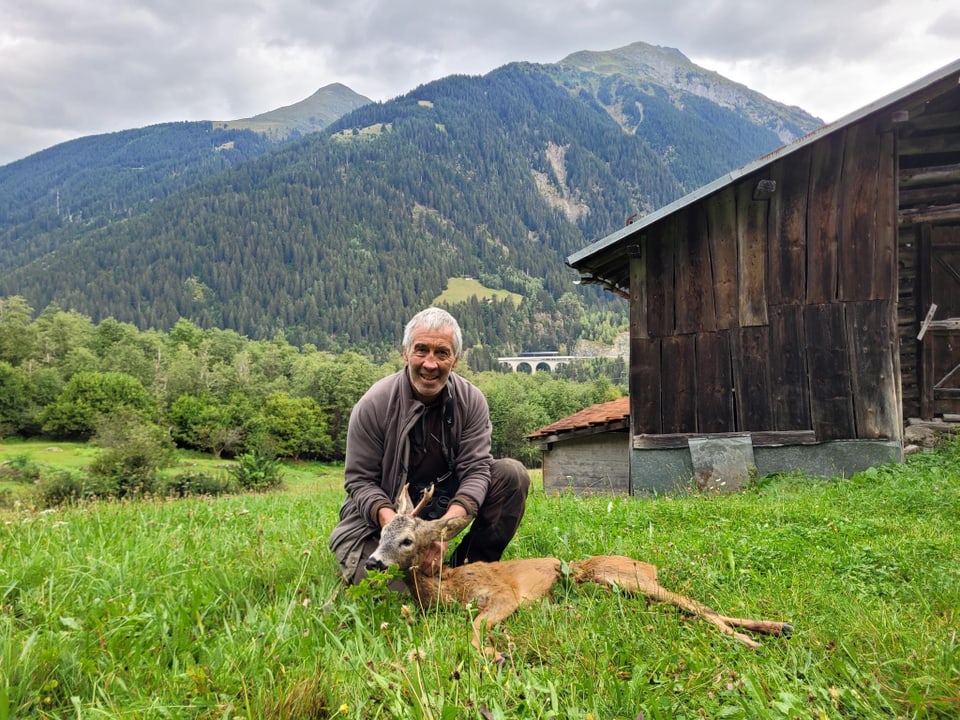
left=629, top=247, right=647, bottom=339
left=846, top=300, right=900, bottom=439
left=838, top=121, right=882, bottom=302
left=736, top=179, right=769, bottom=326
left=767, top=149, right=810, bottom=304
left=705, top=185, right=739, bottom=329
left=874, top=128, right=897, bottom=302
left=634, top=430, right=817, bottom=449
left=804, top=303, right=856, bottom=440
left=675, top=206, right=717, bottom=334
left=660, top=335, right=697, bottom=433
left=673, top=213, right=696, bottom=334
left=645, top=228, right=674, bottom=337
left=630, top=335, right=662, bottom=433
left=806, top=132, right=844, bottom=303
left=769, top=304, right=812, bottom=430
left=732, top=325, right=774, bottom=431
left=695, top=331, right=734, bottom=433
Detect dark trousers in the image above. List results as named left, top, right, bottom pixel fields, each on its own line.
left=448, top=457, right=530, bottom=566
left=350, top=457, right=530, bottom=584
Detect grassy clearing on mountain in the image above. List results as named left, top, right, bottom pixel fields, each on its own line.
left=434, top=277, right=523, bottom=307
left=2, top=440, right=959, bottom=718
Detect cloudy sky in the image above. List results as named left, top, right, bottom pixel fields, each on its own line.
left=1, top=0, right=957, bottom=166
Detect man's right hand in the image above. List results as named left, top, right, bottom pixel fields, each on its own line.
left=377, top=506, right=397, bottom=528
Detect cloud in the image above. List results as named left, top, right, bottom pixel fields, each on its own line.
left=0, top=0, right=956, bottom=165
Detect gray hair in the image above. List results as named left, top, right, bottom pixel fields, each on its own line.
left=402, top=307, right=463, bottom=357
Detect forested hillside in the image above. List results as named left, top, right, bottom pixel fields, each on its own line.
left=0, top=83, right=371, bottom=273
left=0, top=42, right=821, bottom=356
left=0, top=124, right=276, bottom=272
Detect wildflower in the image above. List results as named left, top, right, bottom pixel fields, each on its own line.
left=339, top=702, right=349, bottom=714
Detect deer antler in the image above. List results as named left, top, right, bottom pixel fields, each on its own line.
left=396, top=483, right=435, bottom=517
left=411, top=484, right=434, bottom=517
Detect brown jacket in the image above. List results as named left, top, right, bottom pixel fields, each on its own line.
left=328, top=369, right=493, bottom=580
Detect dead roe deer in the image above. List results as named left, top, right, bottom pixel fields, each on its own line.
left=365, top=484, right=792, bottom=662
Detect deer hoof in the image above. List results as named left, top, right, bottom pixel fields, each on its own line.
left=781, top=622, right=794, bottom=638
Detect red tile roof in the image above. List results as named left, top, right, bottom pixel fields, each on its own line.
left=527, top=396, right=630, bottom=440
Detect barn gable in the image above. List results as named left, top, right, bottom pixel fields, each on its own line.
left=567, top=59, right=960, bottom=490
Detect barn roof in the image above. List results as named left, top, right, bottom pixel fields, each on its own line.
left=567, top=57, right=960, bottom=296
left=527, top=396, right=630, bottom=441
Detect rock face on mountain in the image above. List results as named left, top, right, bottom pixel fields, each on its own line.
left=560, top=42, right=819, bottom=145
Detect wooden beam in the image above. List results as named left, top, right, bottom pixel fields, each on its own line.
left=899, top=183, right=960, bottom=205
left=633, top=430, right=816, bottom=450
left=899, top=163, right=960, bottom=187
left=899, top=133, right=960, bottom=156
left=899, top=203, right=960, bottom=225
left=902, top=111, right=960, bottom=133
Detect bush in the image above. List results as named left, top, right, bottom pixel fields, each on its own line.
left=87, top=410, right=176, bottom=498
left=0, top=453, right=43, bottom=483
left=35, top=469, right=115, bottom=507
left=229, top=450, right=284, bottom=492
left=88, top=449, right=160, bottom=498
left=160, top=469, right=235, bottom=497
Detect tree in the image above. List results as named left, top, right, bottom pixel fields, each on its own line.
left=167, top=392, right=251, bottom=458
left=39, top=371, right=155, bottom=439
left=0, top=296, right=36, bottom=365
left=0, top=361, right=28, bottom=435
left=252, top=392, right=333, bottom=460
left=294, top=351, right=384, bottom=458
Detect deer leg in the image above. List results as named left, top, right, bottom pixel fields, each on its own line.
left=469, top=594, right=523, bottom=664
left=462, top=559, right=562, bottom=663
left=570, top=555, right=791, bottom=648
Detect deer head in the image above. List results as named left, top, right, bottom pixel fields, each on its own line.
left=365, top=484, right=472, bottom=572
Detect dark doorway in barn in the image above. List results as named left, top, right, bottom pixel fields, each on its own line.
left=919, top=225, right=960, bottom=417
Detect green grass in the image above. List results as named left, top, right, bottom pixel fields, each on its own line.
left=1, top=440, right=959, bottom=718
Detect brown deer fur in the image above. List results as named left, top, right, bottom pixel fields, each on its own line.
left=365, top=484, right=792, bottom=662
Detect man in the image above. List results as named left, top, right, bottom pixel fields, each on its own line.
left=329, top=307, right=530, bottom=584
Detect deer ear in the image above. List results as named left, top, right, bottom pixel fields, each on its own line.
left=419, top=514, right=472, bottom=545
left=438, top=514, right=472, bottom=541
left=395, top=484, right=415, bottom=516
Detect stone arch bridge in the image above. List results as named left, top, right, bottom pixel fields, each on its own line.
left=497, top=353, right=590, bottom=373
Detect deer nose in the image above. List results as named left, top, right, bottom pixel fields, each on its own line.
left=365, top=557, right=387, bottom=571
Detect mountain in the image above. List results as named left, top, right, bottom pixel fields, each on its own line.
left=0, top=42, right=821, bottom=357
left=218, top=83, right=373, bottom=139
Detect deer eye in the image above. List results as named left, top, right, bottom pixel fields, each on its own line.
left=401, top=538, right=414, bottom=547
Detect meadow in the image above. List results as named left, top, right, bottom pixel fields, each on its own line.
left=1, top=439, right=958, bottom=719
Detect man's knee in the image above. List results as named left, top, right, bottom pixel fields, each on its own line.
left=491, top=457, right=530, bottom=496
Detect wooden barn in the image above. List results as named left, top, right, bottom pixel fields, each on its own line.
left=566, top=59, right=960, bottom=493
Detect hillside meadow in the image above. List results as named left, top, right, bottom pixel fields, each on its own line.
left=1, top=439, right=959, bottom=719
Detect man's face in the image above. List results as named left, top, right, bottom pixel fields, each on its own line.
left=402, top=326, right=459, bottom=402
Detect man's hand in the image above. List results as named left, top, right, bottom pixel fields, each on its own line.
left=377, top=506, right=397, bottom=527
left=419, top=540, right=449, bottom=575
left=419, top=504, right=467, bottom=574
